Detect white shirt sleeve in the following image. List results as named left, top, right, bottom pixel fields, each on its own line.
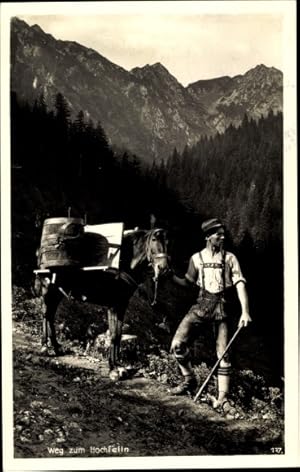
left=229, top=253, right=247, bottom=286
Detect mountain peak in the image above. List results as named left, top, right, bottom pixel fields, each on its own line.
left=11, top=19, right=283, bottom=161
left=130, top=62, right=181, bottom=87
left=12, top=16, right=26, bottom=26
left=244, top=64, right=282, bottom=77
left=131, top=62, right=169, bottom=75
left=12, top=17, right=56, bottom=44
left=254, top=64, right=268, bottom=70
left=31, top=24, right=44, bottom=34
left=151, top=62, right=168, bottom=72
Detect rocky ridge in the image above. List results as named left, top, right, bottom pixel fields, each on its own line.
left=11, top=17, right=283, bottom=161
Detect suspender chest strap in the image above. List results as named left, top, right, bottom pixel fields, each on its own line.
left=199, top=250, right=226, bottom=292
left=195, top=250, right=228, bottom=320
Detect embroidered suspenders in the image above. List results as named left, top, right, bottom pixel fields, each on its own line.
left=199, top=250, right=226, bottom=293
left=193, top=250, right=227, bottom=320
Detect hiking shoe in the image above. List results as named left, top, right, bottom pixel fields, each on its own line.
left=170, top=377, right=198, bottom=396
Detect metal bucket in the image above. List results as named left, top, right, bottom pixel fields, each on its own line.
left=39, top=217, right=84, bottom=269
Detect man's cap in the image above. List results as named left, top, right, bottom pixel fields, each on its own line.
left=201, top=218, right=224, bottom=235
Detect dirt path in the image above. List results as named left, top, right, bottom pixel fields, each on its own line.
left=12, top=322, right=283, bottom=457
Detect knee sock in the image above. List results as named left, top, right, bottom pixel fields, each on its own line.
left=217, top=366, right=231, bottom=401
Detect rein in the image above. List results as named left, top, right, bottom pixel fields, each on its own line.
left=150, top=254, right=168, bottom=306
left=151, top=252, right=168, bottom=260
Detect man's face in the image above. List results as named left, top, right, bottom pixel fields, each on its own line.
left=207, top=227, right=225, bottom=248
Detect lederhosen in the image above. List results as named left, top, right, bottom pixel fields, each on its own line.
left=172, top=250, right=234, bottom=366
left=172, top=251, right=229, bottom=356
left=188, top=250, right=227, bottom=321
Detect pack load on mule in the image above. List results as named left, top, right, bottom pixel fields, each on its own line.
left=33, top=211, right=170, bottom=373
left=37, top=216, right=123, bottom=271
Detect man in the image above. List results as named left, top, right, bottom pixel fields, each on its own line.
left=170, top=218, right=252, bottom=408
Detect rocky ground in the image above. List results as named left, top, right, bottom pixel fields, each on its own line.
left=11, top=286, right=284, bottom=458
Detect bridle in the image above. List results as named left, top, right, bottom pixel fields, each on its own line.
left=145, top=228, right=169, bottom=305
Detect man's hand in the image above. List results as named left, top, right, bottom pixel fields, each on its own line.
left=238, top=312, right=252, bottom=328
left=172, top=273, right=190, bottom=287
left=236, top=282, right=251, bottom=328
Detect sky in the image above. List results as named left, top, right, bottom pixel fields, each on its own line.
left=6, top=1, right=285, bottom=86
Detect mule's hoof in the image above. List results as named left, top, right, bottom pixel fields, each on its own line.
left=124, top=365, right=137, bottom=377
left=109, top=370, right=120, bottom=382
left=40, top=345, right=49, bottom=355
left=54, top=346, right=65, bottom=356
left=117, top=367, right=128, bottom=380
left=109, top=367, right=128, bottom=382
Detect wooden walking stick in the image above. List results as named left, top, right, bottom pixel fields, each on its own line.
left=193, top=324, right=244, bottom=403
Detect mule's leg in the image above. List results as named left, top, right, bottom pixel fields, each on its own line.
left=33, top=275, right=47, bottom=349
left=107, top=308, right=123, bottom=369
left=41, top=309, right=48, bottom=350
left=114, top=314, right=123, bottom=366
left=43, top=284, right=64, bottom=355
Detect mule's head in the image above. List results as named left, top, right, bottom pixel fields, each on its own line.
left=122, top=227, right=169, bottom=274
left=121, top=227, right=170, bottom=306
